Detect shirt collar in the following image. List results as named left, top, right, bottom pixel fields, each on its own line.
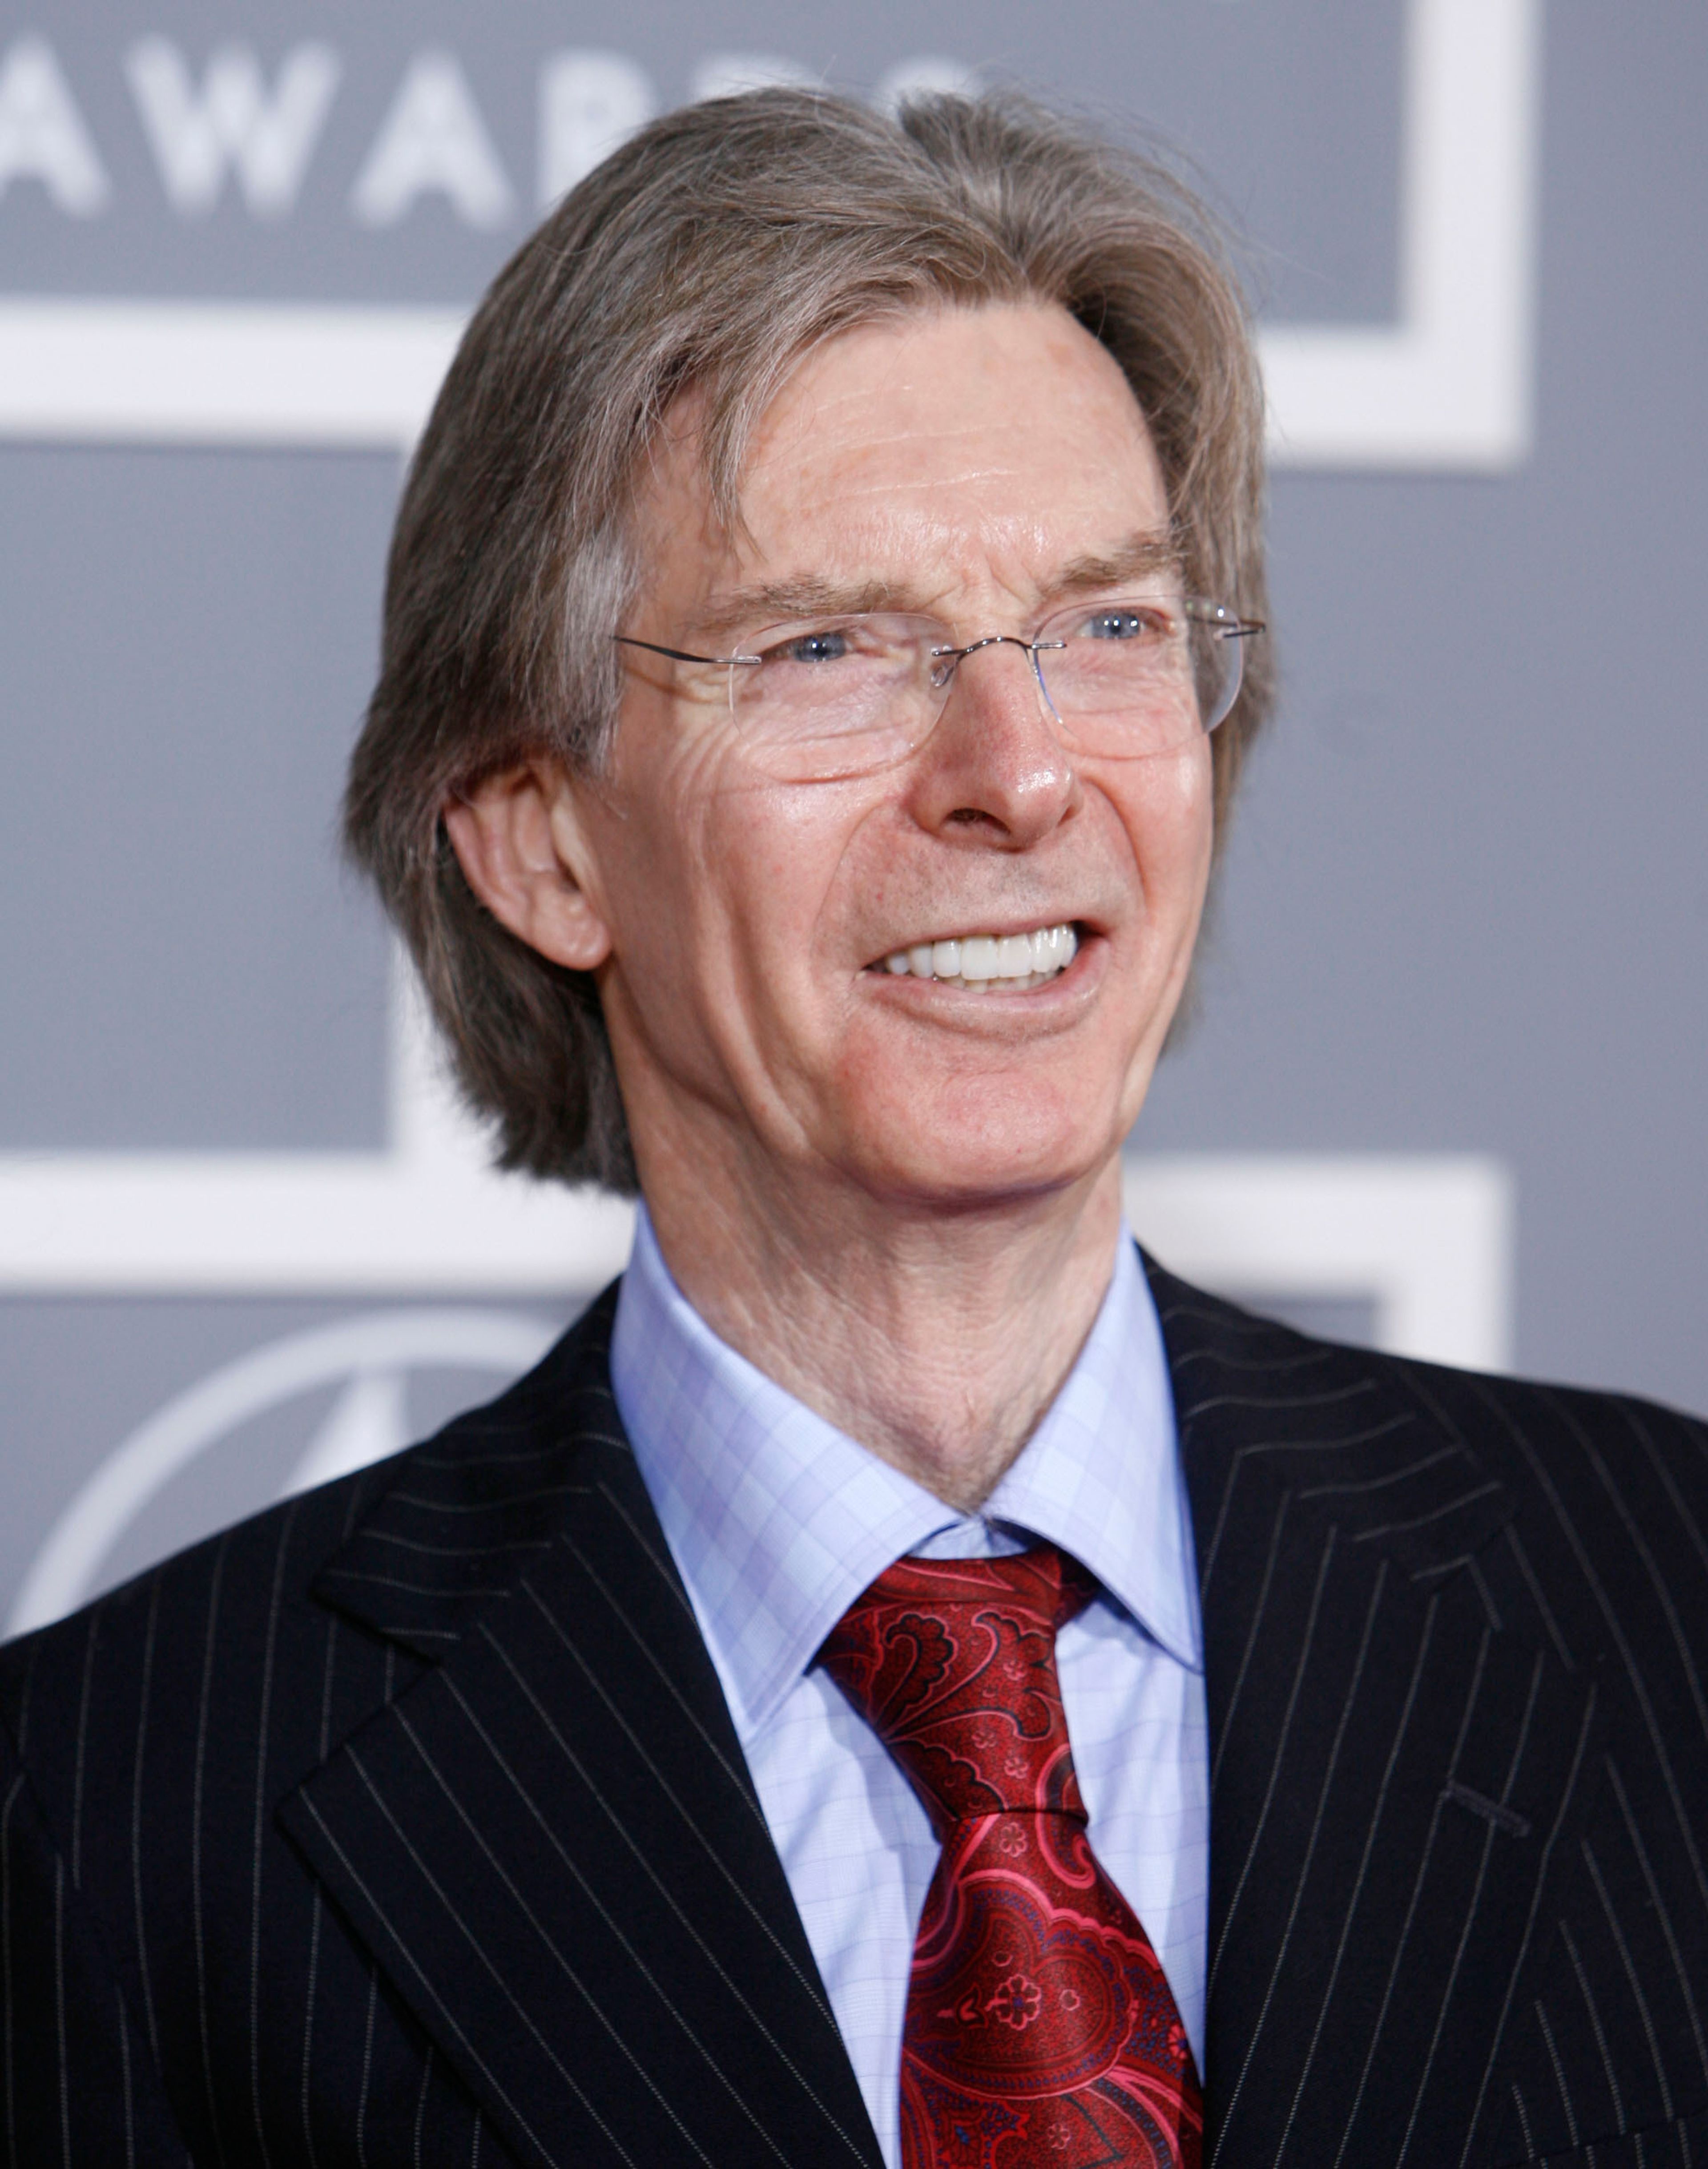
left=609, top=1204, right=1200, bottom=1743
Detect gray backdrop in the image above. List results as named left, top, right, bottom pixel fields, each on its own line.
left=3, top=0, right=1704, bottom=1626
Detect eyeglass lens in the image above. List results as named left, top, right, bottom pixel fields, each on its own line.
left=722, top=599, right=1250, bottom=780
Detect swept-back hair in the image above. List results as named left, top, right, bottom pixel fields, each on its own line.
left=345, top=87, right=1270, bottom=1192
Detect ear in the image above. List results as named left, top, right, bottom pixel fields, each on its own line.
left=442, top=758, right=613, bottom=972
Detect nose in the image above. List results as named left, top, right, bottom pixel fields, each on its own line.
left=906, top=636, right=1079, bottom=848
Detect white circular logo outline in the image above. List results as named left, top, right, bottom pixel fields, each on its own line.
left=8, top=1307, right=558, bottom=1637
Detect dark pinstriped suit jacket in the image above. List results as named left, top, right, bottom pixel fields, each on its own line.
left=4, top=1258, right=1708, bottom=2168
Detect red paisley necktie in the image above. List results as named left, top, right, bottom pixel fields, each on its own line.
left=818, top=1547, right=1203, bottom=2169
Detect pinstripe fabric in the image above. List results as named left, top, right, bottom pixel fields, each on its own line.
left=1, top=1258, right=1705, bottom=2168
left=1152, top=1267, right=1708, bottom=2169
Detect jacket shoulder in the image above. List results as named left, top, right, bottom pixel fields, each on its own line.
left=1149, top=1252, right=1708, bottom=1681
left=1147, top=1244, right=1708, bottom=1471
left=1383, top=1338, right=1708, bottom=1462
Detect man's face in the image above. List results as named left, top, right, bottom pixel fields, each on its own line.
left=562, top=302, right=1216, bottom=1213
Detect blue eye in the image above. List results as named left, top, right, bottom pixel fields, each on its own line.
left=1083, top=609, right=1154, bottom=641
left=777, top=631, right=850, bottom=665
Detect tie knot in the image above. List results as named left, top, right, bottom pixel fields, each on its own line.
left=817, top=1547, right=1095, bottom=1834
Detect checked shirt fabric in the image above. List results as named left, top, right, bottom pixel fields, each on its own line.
left=819, top=1548, right=1203, bottom=2169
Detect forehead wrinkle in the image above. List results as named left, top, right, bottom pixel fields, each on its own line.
left=765, top=429, right=1100, bottom=498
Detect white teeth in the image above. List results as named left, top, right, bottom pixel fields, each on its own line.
left=997, top=934, right=1033, bottom=978
left=875, top=923, right=1079, bottom=992
left=1031, top=925, right=1061, bottom=972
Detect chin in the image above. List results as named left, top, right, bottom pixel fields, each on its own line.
left=843, top=1099, right=1120, bottom=1212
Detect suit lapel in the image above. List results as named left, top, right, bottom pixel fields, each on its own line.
left=280, top=1294, right=882, bottom=2169
left=1149, top=1260, right=1598, bottom=2169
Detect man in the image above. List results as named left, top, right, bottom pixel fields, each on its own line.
left=3, top=87, right=1705, bottom=2169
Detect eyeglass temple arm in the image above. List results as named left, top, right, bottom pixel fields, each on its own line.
left=613, top=634, right=762, bottom=667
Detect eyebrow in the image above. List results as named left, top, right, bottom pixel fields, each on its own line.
left=691, top=575, right=900, bottom=644
left=1050, top=533, right=1184, bottom=592
left=689, top=530, right=1184, bottom=646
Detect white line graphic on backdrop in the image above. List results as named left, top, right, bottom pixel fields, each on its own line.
left=8, top=1309, right=560, bottom=1636
left=0, top=955, right=638, bottom=1294
left=1123, top=1157, right=1511, bottom=1374
left=0, top=0, right=1541, bottom=467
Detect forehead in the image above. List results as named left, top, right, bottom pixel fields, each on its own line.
left=628, top=302, right=1171, bottom=625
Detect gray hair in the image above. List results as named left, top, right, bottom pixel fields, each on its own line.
left=344, top=87, right=1271, bottom=1193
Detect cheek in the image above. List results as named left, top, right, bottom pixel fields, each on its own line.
left=603, top=735, right=879, bottom=1043
left=652, top=736, right=893, bottom=970
left=584, top=733, right=737, bottom=1047
left=1118, top=743, right=1216, bottom=910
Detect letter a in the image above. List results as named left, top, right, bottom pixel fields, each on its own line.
left=0, top=35, right=109, bottom=214
left=350, top=50, right=513, bottom=229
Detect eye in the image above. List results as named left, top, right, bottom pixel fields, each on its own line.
left=765, top=628, right=852, bottom=666
left=1077, top=605, right=1169, bottom=643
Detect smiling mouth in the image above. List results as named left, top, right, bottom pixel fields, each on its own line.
left=870, top=922, right=1080, bottom=994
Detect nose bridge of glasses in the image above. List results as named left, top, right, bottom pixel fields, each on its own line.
left=929, top=630, right=1055, bottom=706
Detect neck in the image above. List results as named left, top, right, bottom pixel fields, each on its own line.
left=636, top=1147, right=1125, bottom=1513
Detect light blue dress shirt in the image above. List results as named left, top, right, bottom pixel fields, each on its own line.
left=609, top=1206, right=1209, bottom=2169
